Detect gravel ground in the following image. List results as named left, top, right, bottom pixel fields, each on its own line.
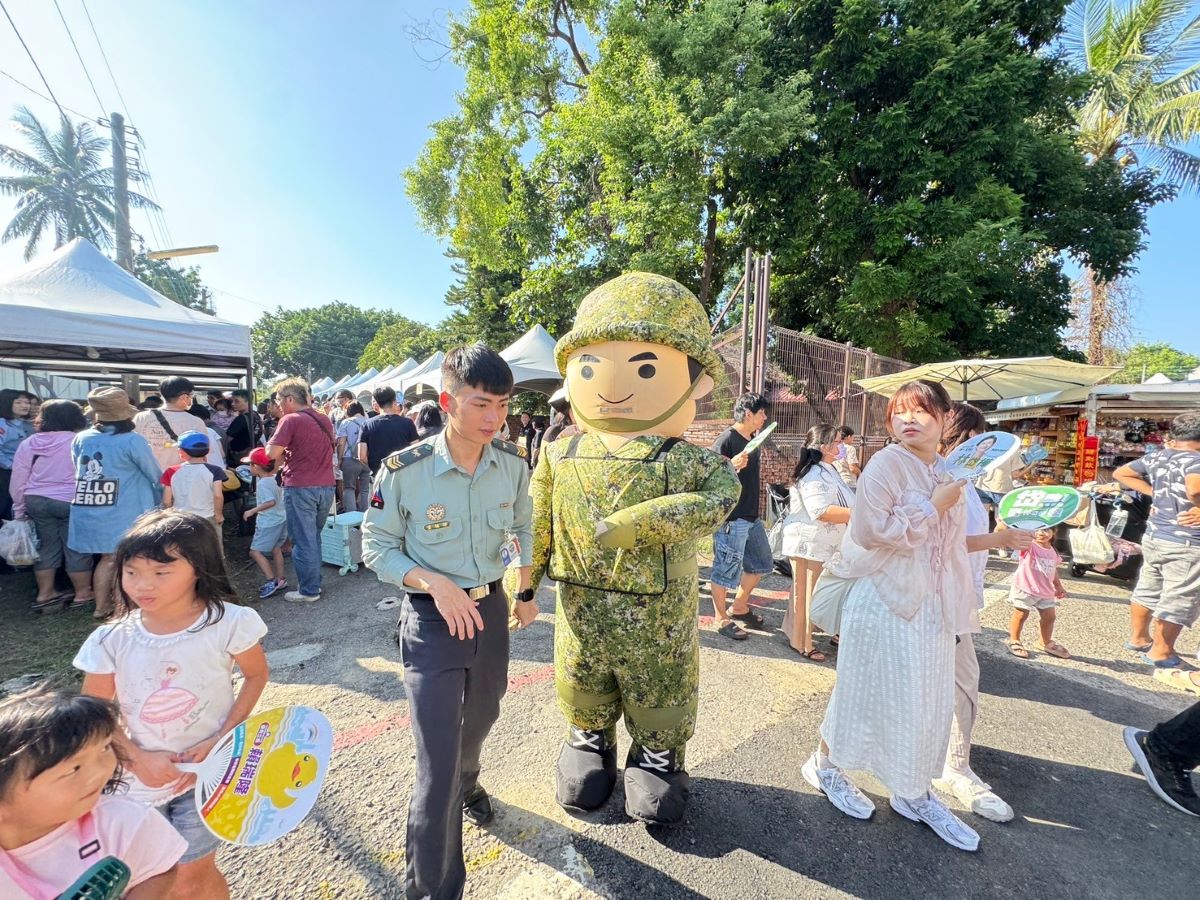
left=5, top=545, right=1199, bottom=899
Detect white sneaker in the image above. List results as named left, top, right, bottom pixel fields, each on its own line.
left=890, top=792, right=980, bottom=851
left=933, top=769, right=1014, bottom=823
left=284, top=590, right=320, bottom=603
left=801, top=754, right=875, bottom=820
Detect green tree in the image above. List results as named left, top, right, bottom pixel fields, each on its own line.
left=406, top=0, right=811, bottom=332
left=132, top=252, right=215, bottom=314
left=251, top=302, right=399, bottom=383
left=1115, top=342, right=1200, bottom=383
left=1064, top=0, right=1200, bottom=362
left=358, top=316, right=440, bottom=370
left=0, top=106, right=158, bottom=260
left=741, top=0, right=1163, bottom=362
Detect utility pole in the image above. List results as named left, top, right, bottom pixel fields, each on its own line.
left=110, top=112, right=132, bottom=271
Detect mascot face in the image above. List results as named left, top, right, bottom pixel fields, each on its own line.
left=565, top=340, right=713, bottom=439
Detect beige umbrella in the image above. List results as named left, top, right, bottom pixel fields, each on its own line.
left=855, top=356, right=1119, bottom=402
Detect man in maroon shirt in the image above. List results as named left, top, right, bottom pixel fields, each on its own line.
left=266, top=378, right=336, bottom=602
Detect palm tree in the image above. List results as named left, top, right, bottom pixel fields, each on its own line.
left=1064, top=0, right=1200, bottom=363
left=0, top=105, right=158, bottom=260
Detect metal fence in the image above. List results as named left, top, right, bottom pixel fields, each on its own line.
left=700, top=324, right=911, bottom=457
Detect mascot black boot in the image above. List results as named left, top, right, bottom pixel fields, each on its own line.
left=624, top=745, right=691, bottom=825
left=556, top=727, right=618, bottom=812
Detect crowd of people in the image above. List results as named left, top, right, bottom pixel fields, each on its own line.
left=0, top=358, right=1198, bottom=899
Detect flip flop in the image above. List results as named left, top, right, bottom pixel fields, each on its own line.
left=1009, top=641, right=1030, bottom=659
left=793, top=646, right=827, bottom=663
left=1124, top=641, right=1153, bottom=653
left=1154, top=668, right=1200, bottom=696
left=1140, top=652, right=1184, bottom=669
left=730, top=609, right=766, bottom=630
left=717, top=621, right=749, bottom=641
left=1038, top=641, right=1072, bottom=659
left=31, top=593, right=71, bottom=613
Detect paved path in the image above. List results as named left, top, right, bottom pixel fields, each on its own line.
left=221, top=557, right=1200, bottom=899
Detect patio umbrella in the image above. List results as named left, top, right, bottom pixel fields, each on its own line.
left=855, top=356, right=1119, bottom=402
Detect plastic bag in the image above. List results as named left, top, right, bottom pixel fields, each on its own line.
left=0, top=518, right=39, bottom=567
left=1069, top=508, right=1114, bottom=566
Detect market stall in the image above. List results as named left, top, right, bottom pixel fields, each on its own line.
left=988, top=382, right=1200, bottom=485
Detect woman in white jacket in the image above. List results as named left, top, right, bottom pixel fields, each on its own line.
left=781, top=424, right=855, bottom=660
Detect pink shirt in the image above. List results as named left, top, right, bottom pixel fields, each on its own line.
left=0, top=796, right=185, bottom=899
left=267, top=410, right=336, bottom=488
left=8, top=432, right=77, bottom=517
left=1012, top=543, right=1061, bottom=600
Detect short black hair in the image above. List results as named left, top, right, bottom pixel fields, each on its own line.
left=183, top=445, right=209, bottom=459
left=733, top=392, right=769, bottom=422
left=1170, top=412, right=1200, bottom=442
left=138, top=395, right=163, bottom=410
left=347, top=402, right=364, bottom=417
left=0, top=689, right=125, bottom=800
left=190, top=402, right=211, bottom=421
left=336, top=389, right=354, bottom=400
left=0, top=388, right=28, bottom=419
left=159, top=375, right=195, bottom=402
left=839, top=425, right=855, bottom=438
left=37, top=399, right=89, bottom=433
left=230, top=389, right=252, bottom=403
left=373, top=386, right=397, bottom=408
left=442, top=344, right=513, bottom=397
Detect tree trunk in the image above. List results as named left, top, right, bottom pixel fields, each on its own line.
left=698, top=197, right=719, bottom=307
left=1085, top=266, right=1109, bottom=365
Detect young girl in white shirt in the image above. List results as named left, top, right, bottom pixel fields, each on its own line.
left=0, top=688, right=185, bottom=899
left=76, top=509, right=269, bottom=899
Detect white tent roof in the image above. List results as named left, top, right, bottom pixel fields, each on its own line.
left=400, top=351, right=446, bottom=396
left=1191, top=366, right=1200, bottom=382
left=1143, top=372, right=1173, bottom=384
left=310, top=376, right=336, bottom=393
left=500, top=324, right=562, bottom=395
left=361, top=358, right=418, bottom=396
left=0, top=238, right=251, bottom=370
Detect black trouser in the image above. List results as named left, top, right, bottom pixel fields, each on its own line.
left=399, top=588, right=509, bottom=900
left=1149, top=700, right=1200, bottom=769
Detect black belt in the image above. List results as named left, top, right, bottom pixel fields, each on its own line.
left=407, top=580, right=501, bottom=602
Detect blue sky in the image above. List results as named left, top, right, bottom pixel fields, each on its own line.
left=1, top=0, right=1197, bottom=359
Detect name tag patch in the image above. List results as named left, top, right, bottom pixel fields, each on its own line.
left=423, top=521, right=450, bottom=531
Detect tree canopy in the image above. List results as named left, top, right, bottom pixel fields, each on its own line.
left=251, top=302, right=403, bottom=383
left=133, top=252, right=215, bottom=315
left=406, top=0, right=1163, bottom=363
left=1114, top=342, right=1200, bottom=384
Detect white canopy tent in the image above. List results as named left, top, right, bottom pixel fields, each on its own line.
left=399, top=351, right=446, bottom=397
left=310, top=376, right=336, bottom=394
left=500, top=324, right=562, bottom=396
left=0, top=238, right=253, bottom=395
left=359, top=358, right=418, bottom=397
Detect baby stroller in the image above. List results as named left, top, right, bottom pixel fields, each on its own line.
left=765, top=482, right=793, bottom=577
left=1069, top=486, right=1149, bottom=583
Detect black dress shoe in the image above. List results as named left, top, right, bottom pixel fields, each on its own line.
left=463, top=786, right=494, bottom=826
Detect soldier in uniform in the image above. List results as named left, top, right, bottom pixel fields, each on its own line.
left=528, top=272, right=741, bottom=825
left=362, top=344, right=536, bottom=900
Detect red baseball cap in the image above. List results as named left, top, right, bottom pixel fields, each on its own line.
left=242, top=447, right=272, bottom=467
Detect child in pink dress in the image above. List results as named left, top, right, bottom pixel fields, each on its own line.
left=1008, top=527, right=1070, bottom=659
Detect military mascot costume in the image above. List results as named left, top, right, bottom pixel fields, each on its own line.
left=528, top=272, right=741, bottom=825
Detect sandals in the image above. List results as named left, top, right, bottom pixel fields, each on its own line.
left=717, top=620, right=748, bottom=641
left=1154, top=668, right=1200, bottom=696
left=730, top=609, right=765, bottom=630
left=1124, top=641, right=1152, bottom=653
left=1038, top=641, right=1072, bottom=659
left=31, top=593, right=71, bottom=613
left=1009, top=641, right=1030, bottom=659
left=793, top=646, right=827, bottom=663
left=1141, top=652, right=1184, bottom=669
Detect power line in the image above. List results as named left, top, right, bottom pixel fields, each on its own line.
left=79, top=0, right=130, bottom=119
left=52, top=0, right=105, bottom=115
left=0, top=0, right=67, bottom=120
left=0, top=68, right=95, bottom=121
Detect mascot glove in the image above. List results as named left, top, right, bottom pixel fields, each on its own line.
left=596, top=509, right=637, bottom=549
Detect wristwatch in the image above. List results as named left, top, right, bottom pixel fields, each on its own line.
left=514, top=589, right=536, bottom=603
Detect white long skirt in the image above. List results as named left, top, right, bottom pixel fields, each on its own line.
left=819, top=577, right=956, bottom=799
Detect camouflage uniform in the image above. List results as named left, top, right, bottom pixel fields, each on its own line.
left=532, top=272, right=740, bottom=823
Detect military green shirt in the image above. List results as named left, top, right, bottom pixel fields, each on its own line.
left=361, top=432, right=533, bottom=589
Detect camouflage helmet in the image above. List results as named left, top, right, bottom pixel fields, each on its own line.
left=554, top=272, right=723, bottom=380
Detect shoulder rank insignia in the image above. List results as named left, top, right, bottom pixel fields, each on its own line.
left=383, top=441, right=434, bottom=472
left=491, top=437, right=527, bottom=459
